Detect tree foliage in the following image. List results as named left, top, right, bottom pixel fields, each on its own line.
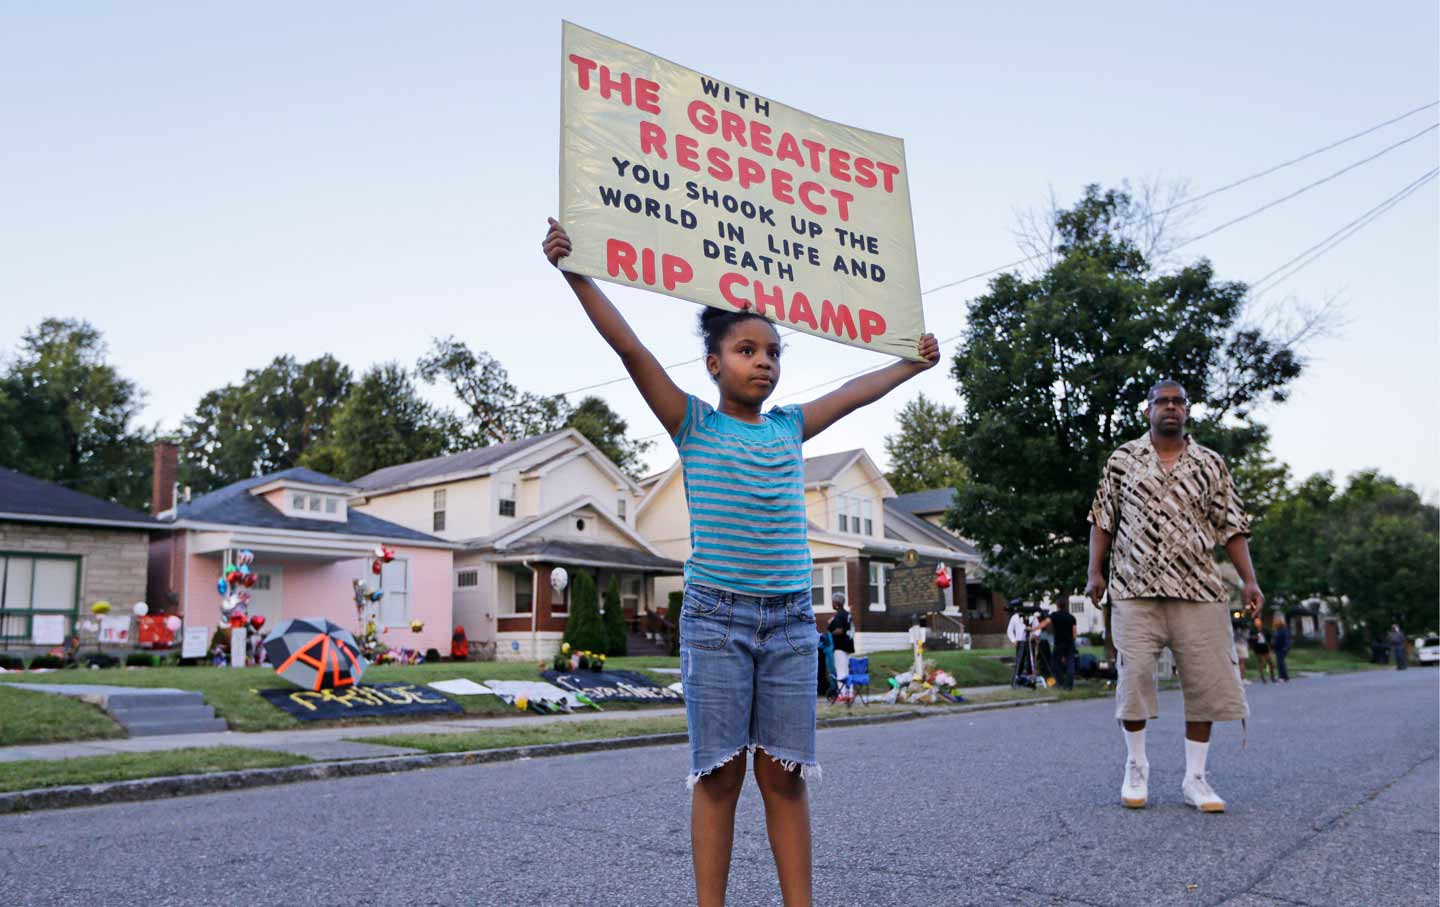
left=566, top=396, right=654, bottom=480
left=883, top=393, right=968, bottom=494
left=417, top=337, right=570, bottom=446
left=1254, top=471, right=1438, bottom=638
left=178, top=354, right=351, bottom=492
left=0, top=319, right=154, bottom=509
left=561, top=570, right=607, bottom=654
left=299, top=364, right=458, bottom=481
left=946, top=185, right=1303, bottom=599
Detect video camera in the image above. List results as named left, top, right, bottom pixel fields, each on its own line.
left=1006, top=598, right=1044, bottom=617
left=1230, top=609, right=1249, bottom=630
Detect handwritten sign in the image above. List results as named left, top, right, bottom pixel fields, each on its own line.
left=257, top=682, right=462, bottom=721
left=886, top=565, right=944, bottom=614
left=560, top=22, right=924, bottom=359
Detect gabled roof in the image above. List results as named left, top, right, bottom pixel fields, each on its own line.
left=884, top=501, right=978, bottom=558
left=470, top=494, right=662, bottom=557
left=803, top=450, right=864, bottom=486
left=350, top=431, right=566, bottom=494
left=889, top=488, right=959, bottom=516
left=0, top=467, right=157, bottom=531
left=175, top=468, right=442, bottom=543
left=491, top=539, right=683, bottom=573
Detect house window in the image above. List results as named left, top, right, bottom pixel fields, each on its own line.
left=551, top=575, right=570, bottom=614
left=433, top=489, right=446, bottom=532
left=868, top=563, right=888, bottom=612
left=308, top=495, right=321, bottom=511
left=0, top=554, right=80, bottom=641
left=812, top=563, right=847, bottom=609
left=811, top=568, right=825, bottom=606
left=378, top=559, right=409, bottom=626
left=325, top=497, right=337, bottom=514
left=621, top=575, right=642, bottom=612
left=861, top=499, right=873, bottom=536
left=292, top=493, right=305, bottom=510
left=617, top=498, right=627, bottom=520
left=837, top=496, right=869, bottom=535
left=457, top=570, right=478, bottom=589
left=499, top=481, right=517, bottom=517
left=512, top=566, right=533, bottom=614
left=256, top=574, right=272, bottom=591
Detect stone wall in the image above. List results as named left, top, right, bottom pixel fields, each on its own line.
left=0, top=521, right=151, bottom=614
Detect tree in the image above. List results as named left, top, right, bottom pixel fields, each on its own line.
left=602, top=575, right=629, bottom=656
left=178, top=355, right=351, bottom=492
left=417, top=337, right=569, bottom=446
left=0, top=319, right=154, bottom=509
left=946, top=185, right=1304, bottom=601
left=883, top=393, right=968, bottom=494
left=561, top=571, right=607, bottom=654
left=299, top=364, right=459, bottom=481
left=567, top=396, right=654, bottom=479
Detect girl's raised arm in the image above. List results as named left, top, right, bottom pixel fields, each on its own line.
left=799, top=333, right=939, bottom=441
left=544, top=219, right=688, bottom=438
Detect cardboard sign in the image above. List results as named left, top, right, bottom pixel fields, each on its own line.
left=543, top=669, right=684, bottom=703
left=98, top=615, right=131, bottom=644
left=31, top=615, right=66, bottom=647
left=560, top=22, right=924, bottom=359
left=258, top=682, right=462, bottom=721
left=182, top=626, right=210, bottom=659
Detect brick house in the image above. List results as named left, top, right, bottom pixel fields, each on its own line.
left=0, top=466, right=157, bottom=646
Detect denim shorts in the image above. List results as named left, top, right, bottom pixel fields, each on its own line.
left=680, top=583, right=820, bottom=788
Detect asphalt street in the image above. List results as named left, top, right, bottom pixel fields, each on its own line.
left=2, top=668, right=1435, bottom=907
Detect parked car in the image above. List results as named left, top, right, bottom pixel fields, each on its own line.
left=1414, top=636, right=1440, bottom=665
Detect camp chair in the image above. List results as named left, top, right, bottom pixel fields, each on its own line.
left=839, top=656, right=870, bottom=707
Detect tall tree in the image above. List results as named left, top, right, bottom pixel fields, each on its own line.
left=178, top=354, right=351, bottom=491
left=300, top=363, right=459, bottom=481
left=602, top=575, right=629, bottom=656
left=883, top=393, right=968, bottom=494
left=417, top=337, right=569, bottom=446
left=0, top=319, right=154, bottom=509
left=946, top=185, right=1304, bottom=600
left=1249, top=472, right=1339, bottom=607
left=566, top=395, right=653, bottom=479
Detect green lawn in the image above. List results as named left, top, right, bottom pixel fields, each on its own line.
left=0, top=685, right=125, bottom=746
left=1282, top=644, right=1386, bottom=674
left=358, top=714, right=691, bottom=754
left=0, top=746, right=312, bottom=794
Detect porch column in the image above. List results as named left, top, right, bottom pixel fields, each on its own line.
left=847, top=557, right=868, bottom=634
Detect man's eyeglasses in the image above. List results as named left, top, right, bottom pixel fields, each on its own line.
left=1150, top=395, right=1189, bottom=408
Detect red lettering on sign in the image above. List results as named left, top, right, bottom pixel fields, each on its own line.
left=639, top=121, right=667, bottom=158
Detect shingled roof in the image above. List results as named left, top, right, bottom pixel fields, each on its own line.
left=0, top=467, right=157, bottom=530
left=350, top=432, right=566, bottom=493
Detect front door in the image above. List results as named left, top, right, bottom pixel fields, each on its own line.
left=247, top=565, right=284, bottom=628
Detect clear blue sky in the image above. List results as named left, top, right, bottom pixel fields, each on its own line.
left=3, top=2, right=1436, bottom=496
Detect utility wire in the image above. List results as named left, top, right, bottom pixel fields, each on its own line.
left=550, top=104, right=1439, bottom=398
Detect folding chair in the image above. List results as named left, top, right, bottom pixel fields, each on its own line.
left=839, top=655, right=870, bottom=707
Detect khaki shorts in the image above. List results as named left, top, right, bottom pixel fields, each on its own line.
left=1113, top=599, right=1249, bottom=723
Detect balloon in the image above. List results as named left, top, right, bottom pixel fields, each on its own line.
left=238, top=591, right=251, bottom=605
left=91, top=600, right=111, bottom=615
left=132, top=602, right=149, bottom=617
left=373, top=546, right=387, bottom=559
left=239, top=564, right=251, bottom=575
left=249, top=615, right=266, bottom=629
left=410, top=620, right=424, bottom=633
left=224, top=563, right=237, bottom=575
left=238, top=550, right=254, bottom=565
left=81, top=619, right=100, bottom=633
left=227, top=571, right=244, bottom=585
left=551, top=568, right=569, bottom=592
left=370, top=590, right=385, bottom=602
left=217, top=578, right=229, bottom=595
left=371, top=560, right=382, bottom=574
left=164, top=615, right=182, bottom=632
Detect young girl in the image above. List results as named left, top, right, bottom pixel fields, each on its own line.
left=544, top=219, right=938, bottom=907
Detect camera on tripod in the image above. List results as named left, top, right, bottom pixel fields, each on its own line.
left=1006, top=598, right=1043, bottom=617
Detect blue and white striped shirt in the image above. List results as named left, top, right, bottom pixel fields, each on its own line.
left=672, top=394, right=811, bottom=595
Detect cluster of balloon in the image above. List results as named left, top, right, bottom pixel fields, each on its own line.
left=935, top=564, right=952, bottom=590
left=369, top=546, right=396, bottom=575
left=219, top=550, right=257, bottom=628
left=132, top=601, right=149, bottom=617
left=352, top=578, right=384, bottom=617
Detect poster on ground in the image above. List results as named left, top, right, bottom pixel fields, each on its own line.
left=559, top=21, right=924, bottom=360
left=543, top=669, right=684, bottom=703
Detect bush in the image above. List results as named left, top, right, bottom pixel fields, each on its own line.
left=424, top=648, right=442, bottom=663
left=125, top=653, right=156, bottom=667
left=561, top=571, right=607, bottom=654
left=83, top=652, right=119, bottom=669
left=28, top=654, right=64, bottom=670
left=602, top=576, right=628, bottom=657
left=0, top=654, right=23, bottom=670
left=1081, top=632, right=1105, bottom=647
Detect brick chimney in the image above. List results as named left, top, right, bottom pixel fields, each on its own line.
left=152, top=441, right=179, bottom=515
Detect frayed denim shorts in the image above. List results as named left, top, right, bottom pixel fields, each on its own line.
left=680, top=582, right=820, bottom=788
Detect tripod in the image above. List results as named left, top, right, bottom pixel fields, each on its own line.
left=1011, top=633, right=1053, bottom=690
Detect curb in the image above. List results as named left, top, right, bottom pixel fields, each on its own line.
left=0, top=695, right=1060, bottom=815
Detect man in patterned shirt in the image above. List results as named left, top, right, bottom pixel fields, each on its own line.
left=1086, top=379, right=1264, bottom=814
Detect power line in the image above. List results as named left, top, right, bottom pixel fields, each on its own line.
left=1169, top=122, right=1437, bottom=252
left=1250, top=166, right=1438, bottom=297
left=550, top=103, right=1438, bottom=398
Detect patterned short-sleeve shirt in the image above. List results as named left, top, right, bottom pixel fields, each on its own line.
left=1089, top=433, right=1250, bottom=602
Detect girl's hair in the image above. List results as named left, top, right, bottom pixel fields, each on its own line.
left=698, top=306, right=772, bottom=355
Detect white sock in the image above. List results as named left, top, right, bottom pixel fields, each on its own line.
left=1124, top=728, right=1147, bottom=765
left=1185, top=738, right=1210, bottom=778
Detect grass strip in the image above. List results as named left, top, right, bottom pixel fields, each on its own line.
left=0, top=746, right=312, bottom=793
left=0, top=685, right=124, bottom=746
left=356, top=715, right=691, bottom=754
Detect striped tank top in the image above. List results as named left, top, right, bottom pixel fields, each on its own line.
left=672, top=394, right=811, bottom=595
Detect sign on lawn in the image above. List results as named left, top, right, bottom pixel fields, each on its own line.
left=886, top=565, right=944, bottom=614
left=559, top=22, right=925, bottom=359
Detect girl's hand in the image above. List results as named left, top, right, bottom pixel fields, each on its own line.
left=543, top=217, right=571, bottom=267
left=913, top=333, right=940, bottom=370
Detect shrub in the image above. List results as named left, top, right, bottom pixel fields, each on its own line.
left=125, top=653, right=156, bottom=667
left=0, top=654, right=23, bottom=670
left=424, top=648, right=442, bottom=663
left=28, top=654, right=64, bottom=670
left=83, top=653, right=119, bottom=669
left=602, top=576, right=628, bottom=657
left=561, top=571, right=606, bottom=654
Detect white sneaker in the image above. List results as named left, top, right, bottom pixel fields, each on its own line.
left=1121, top=759, right=1149, bottom=809
left=1182, top=773, right=1226, bottom=813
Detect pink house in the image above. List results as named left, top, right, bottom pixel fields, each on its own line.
left=148, top=444, right=456, bottom=654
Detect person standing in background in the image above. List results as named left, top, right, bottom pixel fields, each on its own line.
left=1271, top=614, right=1291, bottom=683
